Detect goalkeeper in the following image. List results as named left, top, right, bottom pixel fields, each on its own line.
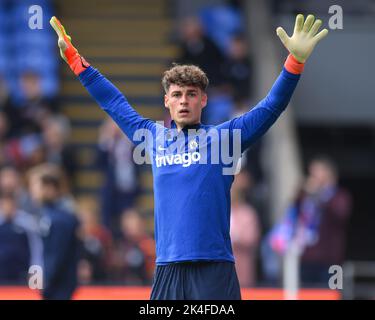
left=50, top=14, right=328, bottom=300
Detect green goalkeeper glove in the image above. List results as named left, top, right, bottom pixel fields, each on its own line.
left=276, top=14, right=328, bottom=63
left=50, top=16, right=90, bottom=75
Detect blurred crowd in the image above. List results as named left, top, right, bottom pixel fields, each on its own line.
left=0, top=0, right=156, bottom=299
left=0, top=0, right=353, bottom=299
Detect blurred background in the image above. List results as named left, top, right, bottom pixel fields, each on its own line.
left=0, top=0, right=374, bottom=300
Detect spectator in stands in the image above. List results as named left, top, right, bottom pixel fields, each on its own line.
left=97, top=118, right=140, bottom=235
left=76, top=196, right=113, bottom=284
left=0, top=190, right=42, bottom=284
left=221, top=34, right=253, bottom=104
left=230, top=168, right=261, bottom=287
left=42, top=115, right=77, bottom=185
left=26, top=163, right=76, bottom=214
left=1, top=73, right=54, bottom=172
left=267, top=156, right=352, bottom=286
left=3, top=132, right=45, bottom=171
left=0, top=165, right=30, bottom=212
left=0, top=191, right=30, bottom=284
left=14, top=71, right=54, bottom=134
left=0, top=76, right=20, bottom=139
left=239, top=142, right=267, bottom=233
left=28, top=163, right=80, bottom=300
left=177, top=16, right=225, bottom=87
left=112, top=208, right=155, bottom=285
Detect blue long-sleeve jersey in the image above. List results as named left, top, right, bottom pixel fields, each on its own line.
left=79, top=66, right=300, bottom=264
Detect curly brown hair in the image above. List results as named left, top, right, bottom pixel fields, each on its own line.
left=162, top=63, right=209, bottom=93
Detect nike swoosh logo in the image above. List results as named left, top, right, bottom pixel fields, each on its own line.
left=80, top=56, right=89, bottom=68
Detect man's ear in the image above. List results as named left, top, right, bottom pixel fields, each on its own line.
left=201, top=93, right=208, bottom=109
left=164, top=94, right=169, bottom=109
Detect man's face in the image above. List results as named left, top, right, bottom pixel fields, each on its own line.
left=164, top=85, right=207, bottom=129
left=29, top=175, right=58, bottom=204
left=0, top=197, right=17, bottom=220
left=306, top=161, right=336, bottom=192
left=0, top=168, right=20, bottom=193
left=29, top=175, right=44, bottom=203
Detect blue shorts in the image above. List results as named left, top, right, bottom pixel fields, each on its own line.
left=150, top=261, right=241, bottom=300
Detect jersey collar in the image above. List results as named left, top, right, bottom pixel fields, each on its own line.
left=170, top=120, right=202, bottom=131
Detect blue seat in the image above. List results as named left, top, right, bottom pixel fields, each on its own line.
left=2, top=0, right=57, bottom=99
left=200, top=5, right=244, bottom=56
left=13, top=31, right=55, bottom=49
left=11, top=2, right=53, bottom=32
left=15, top=48, right=57, bottom=71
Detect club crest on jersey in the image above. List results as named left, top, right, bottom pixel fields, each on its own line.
left=189, top=140, right=199, bottom=150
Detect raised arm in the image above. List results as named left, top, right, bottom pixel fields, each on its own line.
left=49, top=17, right=156, bottom=144
left=218, top=14, right=328, bottom=151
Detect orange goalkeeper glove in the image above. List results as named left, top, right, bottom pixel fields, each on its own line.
left=50, top=16, right=90, bottom=76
